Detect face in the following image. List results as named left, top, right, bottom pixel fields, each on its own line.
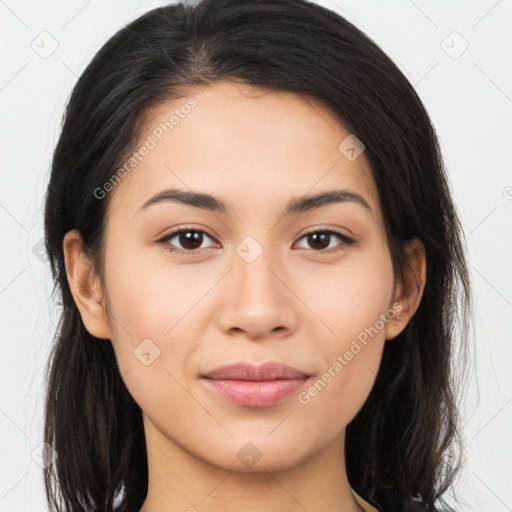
left=76, top=81, right=407, bottom=472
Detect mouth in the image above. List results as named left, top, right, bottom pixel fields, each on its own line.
left=200, top=361, right=312, bottom=408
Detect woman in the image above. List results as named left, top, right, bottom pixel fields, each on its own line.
left=42, top=0, right=472, bottom=510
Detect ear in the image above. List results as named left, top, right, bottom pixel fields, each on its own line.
left=62, top=229, right=112, bottom=340
left=385, top=238, right=426, bottom=340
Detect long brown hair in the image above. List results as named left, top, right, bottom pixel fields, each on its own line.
left=43, top=1, right=473, bottom=510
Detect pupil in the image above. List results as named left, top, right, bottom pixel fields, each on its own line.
left=309, top=232, right=329, bottom=249
left=181, top=231, right=202, bottom=249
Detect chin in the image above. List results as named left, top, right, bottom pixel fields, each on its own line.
left=196, top=437, right=314, bottom=473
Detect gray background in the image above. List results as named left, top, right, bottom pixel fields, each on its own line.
left=0, top=0, right=511, bottom=510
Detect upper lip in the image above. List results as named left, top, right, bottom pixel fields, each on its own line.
left=201, top=362, right=311, bottom=381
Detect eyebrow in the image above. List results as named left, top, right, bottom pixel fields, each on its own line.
left=139, top=187, right=372, bottom=217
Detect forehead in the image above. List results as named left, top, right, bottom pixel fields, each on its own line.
left=107, top=81, right=381, bottom=226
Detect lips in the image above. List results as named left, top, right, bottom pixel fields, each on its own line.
left=200, top=362, right=312, bottom=408
left=201, top=361, right=311, bottom=381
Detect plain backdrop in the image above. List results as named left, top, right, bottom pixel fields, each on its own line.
left=0, top=0, right=511, bottom=510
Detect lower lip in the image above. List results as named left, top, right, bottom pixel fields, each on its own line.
left=201, top=377, right=310, bottom=408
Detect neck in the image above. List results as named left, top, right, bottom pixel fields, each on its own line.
left=139, top=415, right=372, bottom=512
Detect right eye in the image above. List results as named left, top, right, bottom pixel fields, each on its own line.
left=156, top=228, right=219, bottom=254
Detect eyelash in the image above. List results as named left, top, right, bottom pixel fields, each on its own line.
left=155, top=226, right=355, bottom=255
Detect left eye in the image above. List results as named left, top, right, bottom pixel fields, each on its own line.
left=294, top=229, right=354, bottom=253
left=156, top=228, right=354, bottom=254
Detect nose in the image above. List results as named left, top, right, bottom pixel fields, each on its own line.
left=216, top=249, right=299, bottom=341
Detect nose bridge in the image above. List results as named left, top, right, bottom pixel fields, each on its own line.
left=233, top=235, right=284, bottom=306
left=217, top=235, right=298, bottom=338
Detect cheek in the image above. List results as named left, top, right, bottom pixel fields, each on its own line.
left=103, top=240, right=213, bottom=339
left=102, top=244, right=217, bottom=409
left=292, top=251, right=393, bottom=424
left=297, top=247, right=395, bottom=342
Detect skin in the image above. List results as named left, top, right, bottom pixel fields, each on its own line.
left=63, top=81, right=426, bottom=512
